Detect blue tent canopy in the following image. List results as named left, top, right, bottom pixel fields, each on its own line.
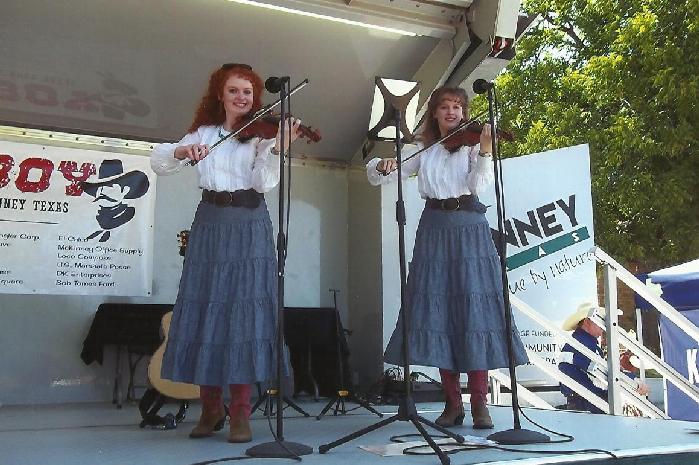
left=634, top=259, right=699, bottom=421
left=634, top=259, right=699, bottom=311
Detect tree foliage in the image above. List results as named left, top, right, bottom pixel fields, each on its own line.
left=476, top=0, right=699, bottom=268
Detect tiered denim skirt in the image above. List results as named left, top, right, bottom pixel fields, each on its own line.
left=384, top=206, right=529, bottom=372
left=162, top=199, right=286, bottom=385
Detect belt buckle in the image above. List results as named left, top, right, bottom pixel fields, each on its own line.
left=441, top=198, right=460, bottom=211
left=214, top=191, right=233, bottom=206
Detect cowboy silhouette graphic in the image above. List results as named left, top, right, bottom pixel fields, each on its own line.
left=82, top=159, right=149, bottom=242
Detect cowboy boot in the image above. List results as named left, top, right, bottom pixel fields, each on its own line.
left=190, top=386, right=226, bottom=438
left=228, top=384, right=253, bottom=443
left=435, top=369, right=465, bottom=427
left=468, top=370, right=493, bottom=429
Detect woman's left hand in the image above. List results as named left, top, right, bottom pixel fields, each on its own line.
left=274, top=117, right=303, bottom=154
left=479, top=123, right=493, bottom=154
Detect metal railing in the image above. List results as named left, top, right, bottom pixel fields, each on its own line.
left=487, top=246, right=699, bottom=419
left=593, top=247, right=699, bottom=412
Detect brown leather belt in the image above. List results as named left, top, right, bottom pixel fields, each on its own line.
left=425, top=194, right=487, bottom=213
left=201, top=189, right=263, bottom=208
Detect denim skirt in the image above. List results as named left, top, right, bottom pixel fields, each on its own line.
left=383, top=206, right=529, bottom=373
left=162, top=199, right=288, bottom=385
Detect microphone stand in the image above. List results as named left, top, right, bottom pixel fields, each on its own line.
left=245, top=78, right=312, bottom=459
left=475, top=80, right=549, bottom=445
left=319, top=107, right=466, bottom=465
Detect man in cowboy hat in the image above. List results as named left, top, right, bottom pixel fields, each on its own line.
left=82, top=159, right=149, bottom=242
left=558, top=302, right=648, bottom=413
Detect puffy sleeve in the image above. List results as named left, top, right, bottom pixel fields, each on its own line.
left=366, top=144, right=422, bottom=186
left=250, top=138, right=280, bottom=193
left=465, top=144, right=494, bottom=195
left=150, top=130, right=201, bottom=176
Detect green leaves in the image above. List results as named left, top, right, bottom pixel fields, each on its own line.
left=491, top=0, right=699, bottom=268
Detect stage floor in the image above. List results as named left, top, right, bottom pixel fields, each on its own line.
left=2, top=398, right=698, bottom=465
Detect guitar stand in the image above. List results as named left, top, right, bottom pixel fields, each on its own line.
left=251, top=388, right=310, bottom=418
left=138, top=387, right=194, bottom=430
left=316, top=389, right=383, bottom=420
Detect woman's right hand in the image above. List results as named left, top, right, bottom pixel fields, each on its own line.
left=376, top=158, right=397, bottom=175
left=175, top=144, right=210, bottom=162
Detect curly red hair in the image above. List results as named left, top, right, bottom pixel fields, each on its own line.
left=419, top=86, right=470, bottom=146
left=187, top=65, right=264, bottom=133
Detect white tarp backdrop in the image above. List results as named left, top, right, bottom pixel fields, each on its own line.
left=0, top=140, right=155, bottom=296
left=480, top=144, right=598, bottom=381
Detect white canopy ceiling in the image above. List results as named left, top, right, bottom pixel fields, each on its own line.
left=0, top=0, right=526, bottom=161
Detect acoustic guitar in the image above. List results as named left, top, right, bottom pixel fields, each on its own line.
left=147, top=230, right=199, bottom=400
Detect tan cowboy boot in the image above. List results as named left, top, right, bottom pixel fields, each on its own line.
left=228, top=384, right=253, bottom=443
left=190, top=386, right=226, bottom=438
left=468, top=370, right=493, bottom=429
left=435, top=369, right=465, bottom=427
left=471, top=402, right=494, bottom=429
left=228, top=408, right=253, bottom=443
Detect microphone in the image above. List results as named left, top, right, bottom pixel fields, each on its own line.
left=265, top=76, right=289, bottom=93
left=472, top=78, right=494, bottom=94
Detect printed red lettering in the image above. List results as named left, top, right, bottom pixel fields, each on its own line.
left=64, top=91, right=99, bottom=112
left=25, top=83, right=58, bottom=107
left=58, top=161, right=96, bottom=196
left=0, top=154, right=14, bottom=188
left=0, top=80, right=20, bottom=102
left=15, top=158, right=54, bottom=193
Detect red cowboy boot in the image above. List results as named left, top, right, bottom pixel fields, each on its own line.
left=228, top=384, right=252, bottom=443
left=468, top=370, right=493, bottom=429
left=190, top=386, right=226, bottom=438
left=435, top=369, right=465, bottom=427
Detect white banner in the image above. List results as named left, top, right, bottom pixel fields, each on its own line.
left=480, top=144, right=598, bottom=381
left=0, top=140, right=156, bottom=296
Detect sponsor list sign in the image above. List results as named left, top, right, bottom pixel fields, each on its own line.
left=0, top=140, right=156, bottom=296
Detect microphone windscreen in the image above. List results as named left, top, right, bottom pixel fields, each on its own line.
left=265, top=77, right=282, bottom=93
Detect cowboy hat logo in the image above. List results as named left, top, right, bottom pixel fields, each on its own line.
left=81, top=159, right=150, bottom=242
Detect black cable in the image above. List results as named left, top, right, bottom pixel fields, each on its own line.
left=190, top=457, right=255, bottom=465
left=411, top=371, right=443, bottom=388
left=391, top=425, right=617, bottom=459
left=401, top=442, right=618, bottom=459
left=516, top=404, right=573, bottom=442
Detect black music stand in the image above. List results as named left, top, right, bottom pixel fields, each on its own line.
left=319, top=78, right=465, bottom=465
left=316, top=289, right=383, bottom=420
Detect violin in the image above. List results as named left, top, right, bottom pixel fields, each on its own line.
left=234, top=114, right=321, bottom=144
left=186, top=114, right=321, bottom=166
left=441, top=120, right=514, bottom=153
left=377, top=118, right=514, bottom=175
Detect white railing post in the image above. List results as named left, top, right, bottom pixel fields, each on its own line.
left=489, top=374, right=502, bottom=405
left=603, top=263, right=624, bottom=415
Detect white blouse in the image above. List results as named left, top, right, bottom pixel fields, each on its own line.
left=150, top=125, right=280, bottom=193
left=366, top=142, right=494, bottom=199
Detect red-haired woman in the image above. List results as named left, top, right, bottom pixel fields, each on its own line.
left=366, top=86, right=528, bottom=429
left=151, top=64, right=301, bottom=443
